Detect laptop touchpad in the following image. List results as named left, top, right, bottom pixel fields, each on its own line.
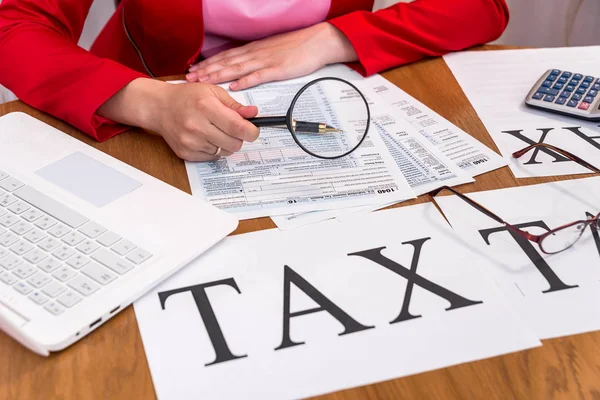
left=36, top=151, right=142, bottom=207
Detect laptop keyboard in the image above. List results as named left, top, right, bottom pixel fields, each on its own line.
left=0, top=170, right=152, bottom=316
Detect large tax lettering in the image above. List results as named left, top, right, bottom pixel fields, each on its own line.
left=158, top=237, right=482, bottom=367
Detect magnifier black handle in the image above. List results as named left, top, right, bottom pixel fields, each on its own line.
left=247, top=116, right=287, bottom=127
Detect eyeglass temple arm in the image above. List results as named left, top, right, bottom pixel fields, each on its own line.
left=513, top=143, right=600, bottom=174
left=428, top=186, right=542, bottom=242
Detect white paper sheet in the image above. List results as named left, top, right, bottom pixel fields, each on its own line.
left=134, top=204, right=540, bottom=400
left=364, top=74, right=507, bottom=176
left=185, top=69, right=415, bottom=220
left=443, top=47, right=600, bottom=177
left=435, top=176, right=600, bottom=339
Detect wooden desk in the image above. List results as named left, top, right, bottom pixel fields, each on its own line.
left=1, top=45, right=599, bottom=400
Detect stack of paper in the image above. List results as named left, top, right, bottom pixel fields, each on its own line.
left=184, top=65, right=506, bottom=228
left=443, top=46, right=600, bottom=178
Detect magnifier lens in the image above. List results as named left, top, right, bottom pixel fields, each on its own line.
left=289, top=79, right=369, bottom=159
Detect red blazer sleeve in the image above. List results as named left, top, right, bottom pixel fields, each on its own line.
left=329, top=0, right=510, bottom=75
left=0, top=0, right=146, bottom=141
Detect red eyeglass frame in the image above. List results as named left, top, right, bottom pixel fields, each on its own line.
left=429, top=142, right=600, bottom=255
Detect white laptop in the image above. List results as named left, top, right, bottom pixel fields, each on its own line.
left=0, top=112, right=238, bottom=356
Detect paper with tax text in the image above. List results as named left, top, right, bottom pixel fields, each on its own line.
left=134, top=203, right=540, bottom=400
left=185, top=65, right=505, bottom=221
left=444, top=47, right=600, bottom=178
left=435, top=176, right=600, bottom=339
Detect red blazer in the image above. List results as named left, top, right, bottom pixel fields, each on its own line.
left=0, top=0, right=509, bottom=141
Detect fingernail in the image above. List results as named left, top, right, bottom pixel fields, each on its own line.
left=188, top=65, right=198, bottom=72
left=230, top=82, right=239, bottom=90
left=198, top=75, right=209, bottom=83
left=185, top=72, right=197, bottom=81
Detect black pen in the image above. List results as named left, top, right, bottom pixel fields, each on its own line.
left=248, top=117, right=342, bottom=134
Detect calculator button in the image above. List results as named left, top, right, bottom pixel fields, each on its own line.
left=558, top=77, right=568, bottom=84
left=538, top=87, right=559, bottom=96
left=593, top=84, right=600, bottom=91
left=567, top=99, right=578, bottom=107
left=560, top=90, right=571, bottom=98
left=578, top=102, right=590, bottom=110
left=584, top=96, right=594, bottom=103
left=541, top=80, right=552, bottom=88
left=576, top=88, right=586, bottom=95
left=552, top=69, right=561, bottom=75
left=584, top=76, right=594, bottom=82
left=570, top=80, right=580, bottom=87
left=544, top=95, right=555, bottom=102
left=532, top=92, right=544, bottom=100
left=561, top=72, right=572, bottom=78
left=581, top=81, right=590, bottom=89
left=565, top=85, right=575, bottom=92
left=547, top=74, right=558, bottom=81
left=589, top=90, right=598, bottom=97
left=574, top=73, right=583, bottom=80
left=555, top=97, right=567, bottom=105
left=553, top=83, right=564, bottom=90
left=572, top=93, right=582, bottom=101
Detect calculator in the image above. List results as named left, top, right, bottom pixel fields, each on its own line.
left=525, top=69, right=600, bottom=121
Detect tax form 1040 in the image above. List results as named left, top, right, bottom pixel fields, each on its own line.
left=185, top=75, right=415, bottom=220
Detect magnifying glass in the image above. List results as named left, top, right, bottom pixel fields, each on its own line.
left=247, top=77, right=371, bottom=159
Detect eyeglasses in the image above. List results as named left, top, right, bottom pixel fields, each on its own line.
left=429, top=143, right=600, bottom=255
left=248, top=77, right=371, bottom=159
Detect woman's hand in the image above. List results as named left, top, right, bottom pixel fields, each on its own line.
left=97, top=78, right=260, bottom=161
left=186, top=22, right=358, bottom=91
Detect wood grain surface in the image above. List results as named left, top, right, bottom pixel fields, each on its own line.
left=1, top=45, right=599, bottom=400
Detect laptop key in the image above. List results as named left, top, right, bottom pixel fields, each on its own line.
left=10, top=221, right=34, bottom=235
left=81, top=263, right=117, bottom=285
left=97, top=231, right=121, bottom=247
left=76, top=240, right=99, bottom=255
left=13, top=185, right=89, bottom=228
left=21, top=208, right=44, bottom=223
left=37, top=257, right=62, bottom=273
left=0, top=271, right=18, bottom=285
left=0, top=193, right=17, bottom=207
left=111, top=239, right=137, bottom=256
left=38, top=237, right=62, bottom=252
left=126, top=248, right=152, bottom=265
left=0, top=231, right=20, bottom=247
left=52, top=267, right=77, bottom=282
left=10, top=240, right=33, bottom=256
left=23, top=228, right=46, bottom=244
left=0, top=213, right=19, bottom=227
left=48, top=223, right=70, bottom=238
left=57, top=290, right=82, bottom=308
left=0, top=170, right=8, bottom=181
left=28, top=291, right=49, bottom=305
left=43, top=301, right=64, bottom=316
left=23, top=248, right=47, bottom=264
left=27, top=271, right=51, bottom=288
left=66, top=254, right=90, bottom=269
left=8, top=201, right=30, bottom=215
left=0, top=254, right=23, bottom=270
left=13, top=281, right=33, bottom=295
left=67, top=275, right=99, bottom=296
left=12, top=263, right=37, bottom=279
left=33, top=215, right=57, bottom=230
left=0, top=177, right=24, bottom=192
left=41, top=281, right=66, bottom=298
left=52, top=245, right=75, bottom=261
left=0, top=248, right=8, bottom=259
left=62, top=231, right=85, bottom=246
left=78, top=221, right=107, bottom=239
left=91, top=248, right=134, bottom=275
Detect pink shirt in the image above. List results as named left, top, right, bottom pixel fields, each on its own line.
left=201, top=0, right=331, bottom=57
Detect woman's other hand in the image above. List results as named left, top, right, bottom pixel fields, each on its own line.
left=186, top=22, right=357, bottom=91
left=98, top=79, right=260, bottom=161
